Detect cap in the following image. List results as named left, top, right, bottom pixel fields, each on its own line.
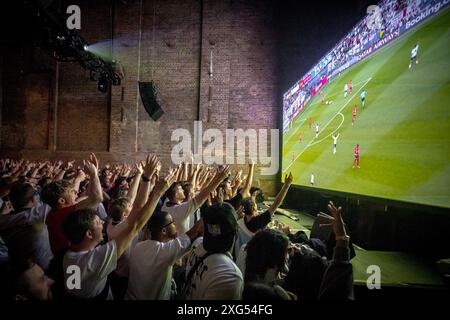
left=203, top=202, right=238, bottom=253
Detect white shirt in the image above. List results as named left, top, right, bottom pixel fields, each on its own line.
left=184, top=239, right=243, bottom=300
left=234, top=218, right=254, bottom=259
left=106, top=220, right=138, bottom=278
left=162, top=199, right=198, bottom=234
left=235, top=244, right=248, bottom=275
left=344, top=84, right=348, bottom=90
left=63, top=240, right=118, bottom=299
left=126, top=234, right=191, bottom=300
left=411, top=45, right=419, bottom=57
left=332, top=134, right=339, bottom=144
left=315, top=124, right=319, bottom=132
left=311, top=174, right=315, bottom=184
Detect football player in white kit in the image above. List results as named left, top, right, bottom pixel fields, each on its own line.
left=409, top=43, right=419, bottom=69
left=332, top=133, right=340, bottom=154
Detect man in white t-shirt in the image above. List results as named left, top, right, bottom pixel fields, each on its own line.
left=63, top=215, right=118, bottom=299
left=315, top=123, right=320, bottom=138
left=182, top=202, right=243, bottom=300
left=310, top=173, right=315, bottom=187
left=344, top=83, right=348, bottom=97
left=126, top=210, right=203, bottom=300
left=162, top=166, right=231, bottom=235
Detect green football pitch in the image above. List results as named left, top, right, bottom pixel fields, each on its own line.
left=281, top=8, right=450, bottom=208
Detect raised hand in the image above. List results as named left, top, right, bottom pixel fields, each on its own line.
left=233, top=170, right=243, bottom=187
left=123, top=165, right=132, bottom=177
left=285, top=172, right=294, bottom=185
left=154, top=168, right=176, bottom=194
left=66, top=160, right=76, bottom=170
left=83, top=160, right=96, bottom=177
left=135, top=162, right=144, bottom=175
left=216, top=165, right=231, bottom=180
left=38, top=162, right=47, bottom=170
left=84, top=153, right=99, bottom=177
left=77, top=169, right=86, bottom=181
left=146, top=155, right=159, bottom=177
left=318, top=201, right=348, bottom=239
left=55, top=160, right=63, bottom=168
left=155, top=160, right=162, bottom=174
left=89, top=153, right=99, bottom=171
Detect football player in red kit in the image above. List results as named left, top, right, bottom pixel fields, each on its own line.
left=352, top=105, right=359, bottom=126
left=353, top=144, right=360, bottom=168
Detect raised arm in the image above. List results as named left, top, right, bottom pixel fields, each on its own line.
left=29, top=161, right=44, bottom=179
left=74, top=153, right=103, bottom=210
left=196, top=166, right=210, bottom=192
left=193, top=165, right=231, bottom=207
left=114, top=168, right=175, bottom=257
left=53, top=167, right=67, bottom=181
left=231, top=169, right=243, bottom=197
left=317, top=201, right=354, bottom=300
left=267, top=172, right=293, bottom=215
left=71, top=169, right=86, bottom=193
left=125, top=163, right=143, bottom=205
left=240, top=162, right=255, bottom=198
left=127, top=155, right=160, bottom=218
left=188, top=163, right=200, bottom=192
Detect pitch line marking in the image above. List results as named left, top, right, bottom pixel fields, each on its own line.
left=284, top=78, right=369, bottom=143
left=284, top=76, right=372, bottom=172
left=309, top=112, right=344, bottom=147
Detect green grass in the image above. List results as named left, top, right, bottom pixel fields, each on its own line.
left=282, top=8, right=450, bottom=208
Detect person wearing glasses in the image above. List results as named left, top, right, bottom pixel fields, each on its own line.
left=125, top=210, right=203, bottom=300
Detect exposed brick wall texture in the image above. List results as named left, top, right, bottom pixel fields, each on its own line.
left=0, top=0, right=279, bottom=195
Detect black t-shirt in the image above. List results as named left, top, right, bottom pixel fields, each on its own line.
left=245, top=210, right=271, bottom=233
left=225, top=193, right=243, bottom=210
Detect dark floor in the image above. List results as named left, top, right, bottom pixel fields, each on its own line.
left=270, top=203, right=450, bottom=298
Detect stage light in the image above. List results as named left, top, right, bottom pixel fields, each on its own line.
left=83, top=44, right=89, bottom=51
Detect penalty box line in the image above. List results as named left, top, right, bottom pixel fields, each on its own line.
left=284, top=76, right=372, bottom=172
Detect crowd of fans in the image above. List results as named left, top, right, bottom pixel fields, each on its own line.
left=284, top=0, right=443, bottom=132
left=0, top=155, right=353, bottom=300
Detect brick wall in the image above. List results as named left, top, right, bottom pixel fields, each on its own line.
left=0, top=0, right=279, bottom=195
